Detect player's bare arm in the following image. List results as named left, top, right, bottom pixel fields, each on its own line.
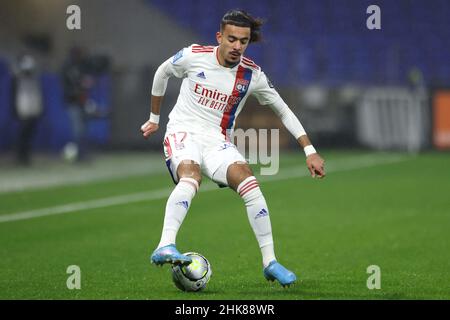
left=298, top=134, right=325, bottom=179
left=141, top=95, right=163, bottom=139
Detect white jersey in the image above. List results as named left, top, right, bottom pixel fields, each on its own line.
left=152, top=44, right=306, bottom=142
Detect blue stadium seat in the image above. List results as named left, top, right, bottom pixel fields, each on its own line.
left=0, top=58, right=14, bottom=151
left=147, top=0, right=450, bottom=86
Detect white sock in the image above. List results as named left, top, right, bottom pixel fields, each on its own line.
left=237, top=176, right=276, bottom=268
left=157, top=177, right=198, bottom=248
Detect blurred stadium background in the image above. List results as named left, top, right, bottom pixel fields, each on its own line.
left=1, top=0, right=449, bottom=156
left=1, top=0, right=449, bottom=299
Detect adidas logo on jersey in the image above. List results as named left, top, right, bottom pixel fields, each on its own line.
left=196, top=71, right=206, bottom=79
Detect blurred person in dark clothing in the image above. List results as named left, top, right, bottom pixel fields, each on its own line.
left=11, top=54, right=43, bottom=165
left=61, top=46, right=95, bottom=162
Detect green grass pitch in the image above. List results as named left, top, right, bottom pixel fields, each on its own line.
left=0, top=151, right=449, bottom=299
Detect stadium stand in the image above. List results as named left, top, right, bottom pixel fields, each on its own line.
left=147, top=0, right=450, bottom=86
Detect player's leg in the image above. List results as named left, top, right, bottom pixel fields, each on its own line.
left=151, top=132, right=201, bottom=266
left=226, top=163, right=296, bottom=287
left=156, top=161, right=201, bottom=249
left=226, top=163, right=276, bottom=267
left=206, top=143, right=296, bottom=286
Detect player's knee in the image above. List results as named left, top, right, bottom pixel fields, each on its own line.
left=177, top=162, right=202, bottom=186
left=226, top=162, right=254, bottom=191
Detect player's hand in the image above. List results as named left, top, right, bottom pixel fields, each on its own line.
left=306, top=153, right=325, bottom=179
left=140, top=120, right=159, bottom=139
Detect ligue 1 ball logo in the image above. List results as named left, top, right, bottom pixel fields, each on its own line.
left=235, top=79, right=249, bottom=93
left=171, top=252, right=212, bottom=292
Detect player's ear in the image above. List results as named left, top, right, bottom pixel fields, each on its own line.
left=216, top=31, right=222, bottom=45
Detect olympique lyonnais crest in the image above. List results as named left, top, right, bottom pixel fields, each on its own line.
left=235, top=78, right=249, bottom=93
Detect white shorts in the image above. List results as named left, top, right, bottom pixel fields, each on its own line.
left=163, top=131, right=247, bottom=187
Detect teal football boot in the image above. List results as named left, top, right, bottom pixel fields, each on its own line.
left=150, top=244, right=192, bottom=266
left=263, top=260, right=297, bottom=287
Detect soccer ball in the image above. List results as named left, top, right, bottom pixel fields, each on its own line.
left=171, top=252, right=212, bottom=292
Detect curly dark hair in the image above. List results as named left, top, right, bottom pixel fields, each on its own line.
left=220, top=9, right=264, bottom=43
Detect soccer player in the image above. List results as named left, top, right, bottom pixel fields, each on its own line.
left=141, top=10, right=325, bottom=287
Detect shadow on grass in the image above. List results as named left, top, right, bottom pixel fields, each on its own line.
left=182, top=279, right=418, bottom=300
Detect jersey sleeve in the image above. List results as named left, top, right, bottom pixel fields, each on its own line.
left=151, top=45, right=194, bottom=96
left=251, top=71, right=281, bottom=106
left=252, top=71, right=307, bottom=139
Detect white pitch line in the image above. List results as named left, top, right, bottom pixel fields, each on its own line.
left=0, top=189, right=167, bottom=223
left=0, top=155, right=408, bottom=223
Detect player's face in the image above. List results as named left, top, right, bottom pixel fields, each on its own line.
left=216, top=24, right=251, bottom=67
